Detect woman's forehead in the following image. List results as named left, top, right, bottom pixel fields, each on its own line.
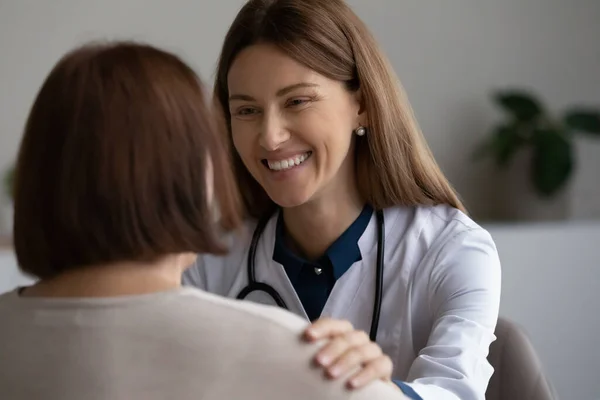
left=227, top=44, right=327, bottom=95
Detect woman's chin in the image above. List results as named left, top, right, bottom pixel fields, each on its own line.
left=268, top=191, right=313, bottom=210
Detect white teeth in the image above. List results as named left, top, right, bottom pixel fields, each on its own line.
left=267, top=152, right=310, bottom=171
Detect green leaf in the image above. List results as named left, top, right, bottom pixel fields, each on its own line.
left=531, top=129, right=573, bottom=197
left=472, top=125, right=526, bottom=167
left=493, top=90, right=544, bottom=122
left=489, top=125, right=525, bottom=167
left=3, top=166, right=14, bottom=200
left=563, top=109, right=600, bottom=134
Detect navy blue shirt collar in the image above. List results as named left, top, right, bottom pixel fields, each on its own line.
left=273, top=204, right=374, bottom=283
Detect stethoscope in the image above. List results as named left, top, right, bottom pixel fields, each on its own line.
left=236, top=208, right=385, bottom=342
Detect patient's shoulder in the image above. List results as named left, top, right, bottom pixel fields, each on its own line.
left=177, top=286, right=309, bottom=333
left=175, top=288, right=407, bottom=400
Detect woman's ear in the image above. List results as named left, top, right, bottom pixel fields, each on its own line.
left=354, top=88, right=367, bottom=117
left=354, top=89, right=367, bottom=122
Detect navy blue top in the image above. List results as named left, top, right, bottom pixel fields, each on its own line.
left=272, top=204, right=373, bottom=321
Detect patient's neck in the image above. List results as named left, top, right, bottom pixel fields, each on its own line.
left=22, top=254, right=191, bottom=298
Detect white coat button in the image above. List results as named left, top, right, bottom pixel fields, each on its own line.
left=314, top=267, right=323, bottom=275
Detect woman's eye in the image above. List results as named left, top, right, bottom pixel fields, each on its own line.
left=287, top=98, right=309, bottom=107
left=235, top=107, right=257, bottom=116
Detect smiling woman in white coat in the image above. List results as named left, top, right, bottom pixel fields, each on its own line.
left=183, top=1, right=502, bottom=399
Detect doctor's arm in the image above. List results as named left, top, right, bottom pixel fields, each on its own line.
left=402, top=227, right=502, bottom=400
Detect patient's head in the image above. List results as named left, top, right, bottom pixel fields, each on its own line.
left=13, top=41, right=242, bottom=280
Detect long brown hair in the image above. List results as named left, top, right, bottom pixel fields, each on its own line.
left=14, top=41, right=242, bottom=279
left=214, top=0, right=465, bottom=219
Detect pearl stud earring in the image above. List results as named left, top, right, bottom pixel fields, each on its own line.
left=355, top=126, right=366, bottom=136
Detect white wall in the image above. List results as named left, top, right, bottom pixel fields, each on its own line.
left=2, top=222, right=600, bottom=399
left=1, top=0, right=600, bottom=220
left=0, top=251, right=34, bottom=294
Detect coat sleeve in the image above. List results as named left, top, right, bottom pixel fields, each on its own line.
left=181, top=226, right=251, bottom=295
left=402, top=227, right=502, bottom=400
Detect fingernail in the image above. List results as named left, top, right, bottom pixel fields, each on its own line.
left=306, top=328, right=319, bottom=337
left=328, top=367, right=341, bottom=377
left=349, top=378, right=361, bottom=388
left=317, top=355, right=331, bottom=366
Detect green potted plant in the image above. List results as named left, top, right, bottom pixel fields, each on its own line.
left=1, top=165, right=15, bottom=239
left=474, top=89, right=600, bottom=198
left=3, top=166, right=14, bottom=201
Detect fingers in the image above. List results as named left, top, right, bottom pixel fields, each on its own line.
left=347, top=355, right=394, bottom=389
left=303, top=318, right=395, bottom=390
left=304, top=317, right=354, bottom=341
left=326, top=341, right=383, bottom=380
left=315, top=330, right=371, bottom=367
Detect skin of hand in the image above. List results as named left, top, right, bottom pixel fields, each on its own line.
left=303, top=318, right=400, bottom=391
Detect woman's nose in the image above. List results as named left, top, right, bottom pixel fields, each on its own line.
left=258, top=112, right=291, bottom=151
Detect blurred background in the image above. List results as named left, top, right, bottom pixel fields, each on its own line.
left=0, top=1, right=598, bottom=398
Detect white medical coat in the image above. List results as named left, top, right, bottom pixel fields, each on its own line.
left=183, top=204, right=502, bottom=400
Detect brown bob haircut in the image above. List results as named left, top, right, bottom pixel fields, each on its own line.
left=13, top=41, right=242, bottom=280
left=215, top=0, right=465, bottom=219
